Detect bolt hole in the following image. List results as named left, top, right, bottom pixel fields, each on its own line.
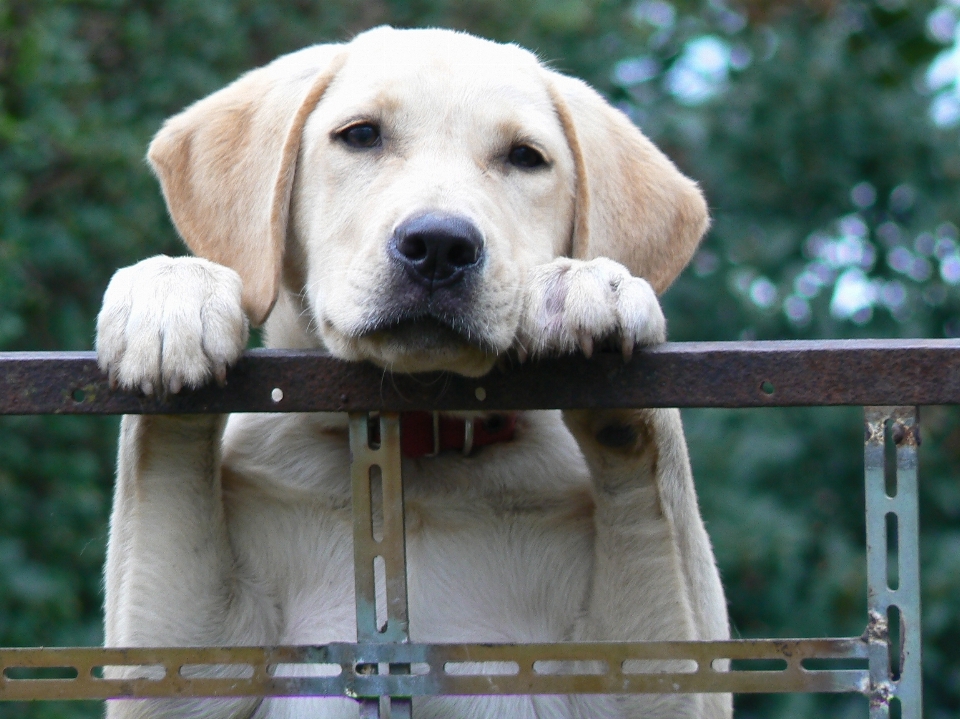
left=886, top=512, right=899, bottom=591
left=367, top=414, right=382, bottom=449
left=475, top=387, right=487, bottom=401
left=374, top=555, right=387, bottom=633
left=4, top=666, right=79, bottom=680
left=760, top=380, right=775, bottom=396
left=887, top=604, right=902, bottom=681
left=884, top=418, right=898, bottom=497
left=72, top=389, right=86, bottom=403
left=890, top=697, right=902, bottom=719
left=369, top=465, right=383, bottom=543
left=271, top=388, right=283, bottom=403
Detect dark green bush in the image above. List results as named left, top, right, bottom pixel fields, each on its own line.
left=1, top=2, right=958, bottom=716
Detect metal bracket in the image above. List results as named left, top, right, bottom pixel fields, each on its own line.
left=864, top=407, right=923, bottom=718
left=350, top=412, right=412, bottom=719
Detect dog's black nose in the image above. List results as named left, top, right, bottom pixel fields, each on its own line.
left=391, top=214, right=483, bottom=288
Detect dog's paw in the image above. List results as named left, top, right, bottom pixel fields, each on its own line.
left=96, top=256, right=249, bottom=395
left=515, top=257, right=666, bottom=361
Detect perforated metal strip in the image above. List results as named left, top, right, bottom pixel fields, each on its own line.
left=0, top=638, right=870, bottom=700
left=350, top=413, right=411, bottom=718
left=864, top=407, right=923, bottom=718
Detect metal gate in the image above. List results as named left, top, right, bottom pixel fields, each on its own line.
left=2, top=338, right=956, bottom=718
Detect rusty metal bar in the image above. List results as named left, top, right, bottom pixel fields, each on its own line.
left=0, top=638, right=870, bottom=700
left=350, top=413, right=412, bottom=718
left=2, top=339, right=960, bottom=415
left=864, top=407, right=923, bottom=718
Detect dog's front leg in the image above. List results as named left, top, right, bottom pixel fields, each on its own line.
left=108, top=413, right=276, bottom=647
left=106, top=414, right=270, bottom=719
left=99, top=257, right=271, bottom=719
left=564, top=408, right=731, bottom=718
left=517, top=258, right=731, bottom=718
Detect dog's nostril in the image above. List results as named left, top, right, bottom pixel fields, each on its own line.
left=446, top=240, right=480, bottom=268
left=398, top=236, right=429, bottom=262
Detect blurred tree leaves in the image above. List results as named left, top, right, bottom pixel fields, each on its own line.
left=1, top=1, right=959, bottom=717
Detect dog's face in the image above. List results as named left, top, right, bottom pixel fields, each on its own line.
left=294, top=30, right=575, bottom=375
left=147, top=27, right=708, bottom=376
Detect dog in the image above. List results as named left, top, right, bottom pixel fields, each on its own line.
left=95, top=26, right=731, bottom=719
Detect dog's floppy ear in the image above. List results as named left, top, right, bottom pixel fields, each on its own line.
left=147, top=45, right=346, bottom=325
left=546, top=72, right=709, bottom=294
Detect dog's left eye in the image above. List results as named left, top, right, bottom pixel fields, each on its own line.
left=338, top=123, right=381, bottom=149
left=508, top=144, right=546, bottom=169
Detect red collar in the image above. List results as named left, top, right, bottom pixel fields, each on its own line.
left=397, top=411, right=518, bottom=458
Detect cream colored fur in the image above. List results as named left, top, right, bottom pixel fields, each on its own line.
left=95, top=27, right=731, bottom=719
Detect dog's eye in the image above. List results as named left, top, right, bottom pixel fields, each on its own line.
left=508, top=144, right=546, bottom=169
left=338, top=123, right=381, bottom=149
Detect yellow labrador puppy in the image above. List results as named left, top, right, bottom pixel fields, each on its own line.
left=96, top=26, right=730, bottom=719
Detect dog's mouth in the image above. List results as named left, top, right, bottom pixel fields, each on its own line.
left=349, top=314, right=498, bottom=376
left=359, top=315, right=477, bottom=352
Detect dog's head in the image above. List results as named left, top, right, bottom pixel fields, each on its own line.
left=148, top=27, right=708, bottom=376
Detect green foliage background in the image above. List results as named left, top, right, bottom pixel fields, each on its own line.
left=1, top=0, right=959, bottom=717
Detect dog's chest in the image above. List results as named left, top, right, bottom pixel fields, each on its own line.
left=221, top=412, right=596, bottom=646
left=226, top=489, right=595, bottom=646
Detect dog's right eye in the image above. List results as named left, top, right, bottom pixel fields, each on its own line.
left=337, top=123, right=381, bottom=149
left=507, top=144, right=546, bottom=169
